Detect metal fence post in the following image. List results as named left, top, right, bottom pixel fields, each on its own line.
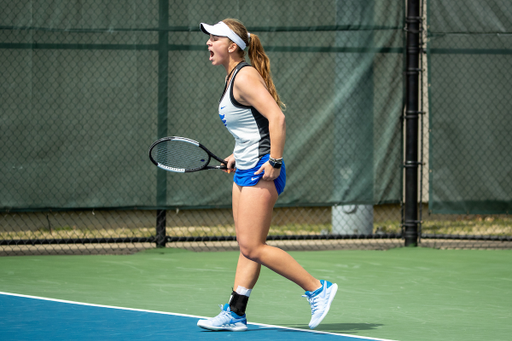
left=404, top=0, right=421, bottom=246
left=156, top=209, right=167, bottom=248
left=155, top=0, right=169, bottom=248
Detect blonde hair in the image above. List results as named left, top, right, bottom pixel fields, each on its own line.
left=222, top=18, right=285, bottom=110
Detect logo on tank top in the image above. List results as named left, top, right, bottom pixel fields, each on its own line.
left=219, top=113, right=227, bottom=127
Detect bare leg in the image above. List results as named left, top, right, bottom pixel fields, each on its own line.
left=232, top=181, right=321, bottom=292
left=232, top=183, right=261, bottom=290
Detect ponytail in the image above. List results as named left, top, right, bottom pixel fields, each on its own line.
left=222, top=18, right=285, bottom=110
left=247, top=34, right=285, bottom=110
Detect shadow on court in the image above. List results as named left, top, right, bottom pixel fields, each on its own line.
left=286, top=323, right=384, bottom=333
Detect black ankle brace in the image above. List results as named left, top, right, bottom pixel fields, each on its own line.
left=229, top=290, right=249, bottom=316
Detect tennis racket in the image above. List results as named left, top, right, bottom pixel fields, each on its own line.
left=148, top=136, right=232, bottom=173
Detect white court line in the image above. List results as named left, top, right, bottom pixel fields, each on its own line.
left=0, top=291, right=398, bottom=341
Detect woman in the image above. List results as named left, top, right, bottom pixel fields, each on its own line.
left=196, top=19, right=337, bottom=331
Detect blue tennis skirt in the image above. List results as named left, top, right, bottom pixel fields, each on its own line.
left=233, top=154, right=286, bottom=195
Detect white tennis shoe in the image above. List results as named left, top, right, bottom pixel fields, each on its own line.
left=197, top=303, right=248, bottom=332
left=303, top=280, right=338, bottom=329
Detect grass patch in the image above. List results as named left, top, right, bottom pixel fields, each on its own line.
left=1, top=216, right=511, bottom=240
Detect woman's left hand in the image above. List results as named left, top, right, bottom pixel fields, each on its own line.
left=254, top=161, right=280, bottom=181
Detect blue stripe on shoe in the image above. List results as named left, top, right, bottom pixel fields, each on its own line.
left=306, top=280, right=333, bottom=297
left=224, top=303, right=246, bottom=319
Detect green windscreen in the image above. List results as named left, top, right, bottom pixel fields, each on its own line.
left=427, top=0, right=512, bottom=214
left=0, top=0, right=403, bottom=211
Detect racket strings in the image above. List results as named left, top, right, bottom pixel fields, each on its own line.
left=152, top=140, right=209, bottom=171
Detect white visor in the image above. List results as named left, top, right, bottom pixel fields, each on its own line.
left=200, top=21, right=247, bottom=50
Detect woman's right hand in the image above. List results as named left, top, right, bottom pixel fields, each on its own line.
left=223, top=154, right=236, bottom=173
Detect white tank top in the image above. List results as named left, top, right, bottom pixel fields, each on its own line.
left=218, top=62, right=270, bottom=170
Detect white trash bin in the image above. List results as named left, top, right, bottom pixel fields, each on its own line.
left=332, top=205, right=374, bottom=235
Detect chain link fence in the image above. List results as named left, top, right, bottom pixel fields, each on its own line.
left=1, top=1, right=511, bottom=255
left=420, top=0, right=512, bottom=249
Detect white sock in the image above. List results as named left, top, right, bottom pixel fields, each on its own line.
left=236, top=285, right=252, bottom=297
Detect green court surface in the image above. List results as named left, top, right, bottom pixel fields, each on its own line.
left=1, top=247, right=511, bottom=341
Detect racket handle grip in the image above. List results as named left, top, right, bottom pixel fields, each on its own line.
left=220, top=161, right=235, bottom=170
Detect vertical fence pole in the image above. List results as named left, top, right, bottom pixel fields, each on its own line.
left=155, top=0, right=169, bottom=248
left=404, top=0, right=421, bottom=246
left=156, top=209, right=167, bottom=247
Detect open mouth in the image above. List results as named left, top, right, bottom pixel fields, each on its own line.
left=209, top=50, right=214, bottom=60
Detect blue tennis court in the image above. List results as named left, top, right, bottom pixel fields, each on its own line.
left=0, top=292, right=393, bottom=341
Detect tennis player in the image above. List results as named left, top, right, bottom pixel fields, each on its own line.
left=196, top=18, right=338, bottom=331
